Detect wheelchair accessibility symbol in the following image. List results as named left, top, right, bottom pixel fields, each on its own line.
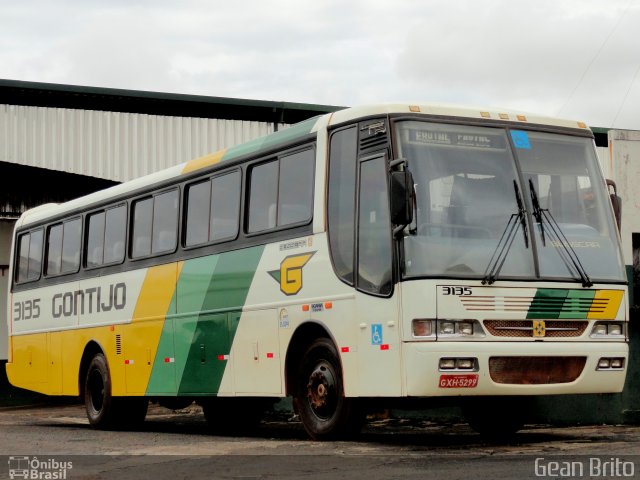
left=371, top=324, right=383, bottom=345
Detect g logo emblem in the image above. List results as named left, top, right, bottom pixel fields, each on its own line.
left=269, top=252, right=315, bottom=296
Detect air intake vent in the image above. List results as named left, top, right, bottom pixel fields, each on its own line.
left=359, top=120, right=388, bottom=153
left=115, top=334, right=122, bottom=355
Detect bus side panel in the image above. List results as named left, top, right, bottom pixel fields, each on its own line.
left=7, top=332, right=48, bottom=393
left=122, top=262, right=182, bottom=395
left=145, top=246, right=265, bottom=396
left=234, top=236, right=362, bottom=396
left=47, top=331, right=63, bottom=394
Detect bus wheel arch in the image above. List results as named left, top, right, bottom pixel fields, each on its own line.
left=78, top=341, right=104, bottom=400
left=286, top=325, right=364, bottom=440
left=80, top=341, right=147, bottom=430
left=284, top=322, right=332, bottom=397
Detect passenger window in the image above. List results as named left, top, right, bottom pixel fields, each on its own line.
left=152, top=190, right=178, bottom=254
left=16, top=229, right=43, bottom=283
left=248, top=160, right=278, bottom=233
left=46, top=218, right=80, bottom=276
left=103, top=205, right=126, bottom=264
left=185, top=180, right=211, bottom=247
left=185, top=171, right=241, bottom=246
left=247, top=148, right=315, bottom=234
left=132, top=190, right=178, bottom=258
left=211, top=171, right=240, bottom=241
left=132, top=197, right=153, bottom=258
left=47, top=224, right=64, bottom=275
left=86, top=205, right=126, bottom=267
left=278, top=149, right=314, bottom=226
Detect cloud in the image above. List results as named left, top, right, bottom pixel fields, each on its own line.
left=394, top=0, right=640, bottom=127
left=1, top=0, right=639, bottom=129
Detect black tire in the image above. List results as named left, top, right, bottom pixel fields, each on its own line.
left=293, top=338, right=364, bottom=440
left=202, top=398, right=269, bottom=434
left=84, top=352, right=148, bottom=429
left=85, top=353, right=116, bottom=429
left=463, top=397, right=527, bottom=440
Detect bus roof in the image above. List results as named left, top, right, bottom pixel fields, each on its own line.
left=16, top=103, right=590, bottom=229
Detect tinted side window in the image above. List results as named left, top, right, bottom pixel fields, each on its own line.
left=247, top=148, right=315, bottom=234
left=16, top=229, right=43, bottom=283
left=132, top=190, right=178, bottom=259
left=103, top=205, right=126, bottom=264
left=47, top=224, right=64, bottom=275
left=86, top=211, right=106, bottom=268
left=61, top=218, right=81, bottom=273
left=132, top=197, right=153, bottom=258
left=185, top=180, right=211, bottom=247
left=87, top=205, right=126, bottom=267
left=17, top=234, right=30, bottom=282
left=211, top=171, right=240, bottom=241
left=357, top=156, right=392, bottom=295
left=248, top=160, right=278, bottom=233
left=46, top=219, right=80, bottom=276
left=152, top=189, right=178, bottom=254
left=328, top=127, right=358, bottom=285
left=278, top=149, right=314, bottom=226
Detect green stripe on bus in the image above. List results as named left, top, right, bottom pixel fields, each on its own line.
left=527, top=288, right=597, bottom=319
left=527, top=289, right=568, bottom=319
left=176, top=246, right=265, bottom=395
left=146, top=247, right=264, bottom=396
left=220, top=116, right=318, bottom=164
left=558, top=289, right=596, bottom=319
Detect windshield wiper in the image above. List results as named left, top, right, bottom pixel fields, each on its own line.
left=528, top=180, right=593, bottom=288
left=482, top=181, right=529, bottom=285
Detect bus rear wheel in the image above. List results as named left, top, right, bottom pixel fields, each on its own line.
left=293, top=338, right=364, bottom=440
left=84, top=352, right=147, bottom=429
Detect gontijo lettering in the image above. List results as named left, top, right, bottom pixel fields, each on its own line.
left=52, top=283, right=126, bottom=318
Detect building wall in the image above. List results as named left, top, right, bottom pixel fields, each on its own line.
left=1, top=104, right=286, bottom=183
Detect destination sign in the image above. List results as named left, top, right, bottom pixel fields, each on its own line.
left=407, top=128, right=506, bottom=150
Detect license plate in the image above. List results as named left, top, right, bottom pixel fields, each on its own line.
left=438, top=374, right=479, bottom=388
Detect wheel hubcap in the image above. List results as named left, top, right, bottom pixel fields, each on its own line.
left=306, top=361, right=336, bottom=418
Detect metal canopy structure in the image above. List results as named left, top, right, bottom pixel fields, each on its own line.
left=0, top=79, right=344, bottom=216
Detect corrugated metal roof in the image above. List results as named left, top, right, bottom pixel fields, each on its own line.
left=0, top=79, right=344, bottom=124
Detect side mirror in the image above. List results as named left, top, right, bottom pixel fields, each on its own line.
left=606, top=179, right=622, bottom=231
left=390, top=169, right=414, bottom=227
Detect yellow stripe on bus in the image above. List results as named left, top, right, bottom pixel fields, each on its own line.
left=181, top=150, right=226, bottom=175
left=124, top=262, right=184, bottom=394
left=588, top=290, right=624, bottom=320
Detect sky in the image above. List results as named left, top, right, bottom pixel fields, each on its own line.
left=2, top=0, right=640, bottom=129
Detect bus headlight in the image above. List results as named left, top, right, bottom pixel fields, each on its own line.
left=436, top=320, right=484, bottom=340
left=440, top=321, right=455, bottom=335
left=590, top=322, right=625, bottom=338
left=459, top=321, right=474, bottom=336
left=597, top=357, right=625, bottom=370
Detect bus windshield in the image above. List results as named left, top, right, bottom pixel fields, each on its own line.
left=395, top=121, right=626, bottom=283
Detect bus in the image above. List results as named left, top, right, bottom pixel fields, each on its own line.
left=5, top=104, right=628, bottom=439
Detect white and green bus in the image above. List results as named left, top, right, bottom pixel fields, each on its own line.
left=6, top=104, right=628, bottom=439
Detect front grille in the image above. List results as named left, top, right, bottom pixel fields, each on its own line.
left=489, top=356, right=586, bottom=384
left=484, top=320, right=588, bottom=338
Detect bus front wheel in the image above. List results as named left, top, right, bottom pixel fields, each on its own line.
left=293, top=338, right=364, bottom=440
